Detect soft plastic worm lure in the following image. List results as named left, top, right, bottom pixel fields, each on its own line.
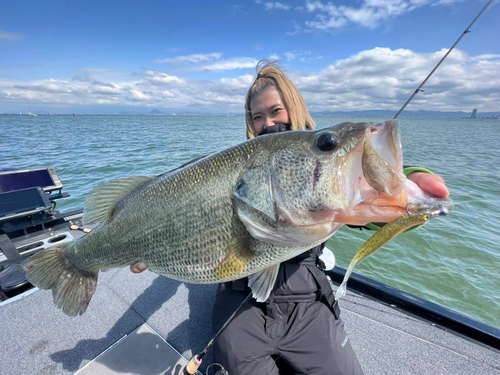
left=335, top=204, right=449, bottom=300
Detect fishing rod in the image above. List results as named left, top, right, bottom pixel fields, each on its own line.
left=394, top=0, right=495, bottom=119
left=183, top=292, right=253, bottom=375
left=182, top=3, right=496, bottom=374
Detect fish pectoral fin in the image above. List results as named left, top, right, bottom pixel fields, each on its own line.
left=248, top=264, right=280, bottom=302
left=237, top=206, right=296, bottom=246
left=233, top=152, right=277, bottom=222
left=83, top=176, right=152, bottom=225
left=213, top=237, right=256, bottom=279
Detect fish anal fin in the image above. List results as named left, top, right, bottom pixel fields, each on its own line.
left=213, top=237, right=255, bottom=279
left=83, top=176, right=151, bottom=225
left=248, top=264, right=280, bottom=302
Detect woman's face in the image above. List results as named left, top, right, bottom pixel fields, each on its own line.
left=250, top=86, right=290, bottom=135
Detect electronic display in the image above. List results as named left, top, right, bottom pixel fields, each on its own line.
left=0, top=187, right=52, bottom=219
left=0, top=168, right=63, bottom=193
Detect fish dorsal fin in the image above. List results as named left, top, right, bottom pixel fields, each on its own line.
left=248, top=263, right=280, bottom=302
left=83, top=176, right=151, bottom=225
left=213, top=237, right=256, bottom=279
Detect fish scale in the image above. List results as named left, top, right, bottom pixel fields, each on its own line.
left=22, top=120, right=451, bottom=316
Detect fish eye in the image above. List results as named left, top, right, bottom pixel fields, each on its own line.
left=315, top=132, right=339, bottom=152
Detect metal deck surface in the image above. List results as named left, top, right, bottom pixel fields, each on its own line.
left=75, top=324, right=199, bottom=375
left=1, top=258, right=499, bottom=375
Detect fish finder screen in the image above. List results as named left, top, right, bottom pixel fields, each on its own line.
left=0, top=169, right=58, bottom=193
left=0, top=188, right=51, bottom=218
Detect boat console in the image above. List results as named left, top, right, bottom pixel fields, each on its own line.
left=0, top=167, right=209, bottom=375
left=0, top=167, right=79, bottom=301
left=0, top=167, right=63, bottom=194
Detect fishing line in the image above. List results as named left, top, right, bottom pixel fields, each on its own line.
left=182, top=292, right=252, bottom=374
left=206, top=363, right=228, bottom=375
left=393, top=0, right=495, bottom=119
left=443, top=198, right=500, bottom=207
left=183, top=290, right=286, bottom=375
left=450, top=199, right=490, bottom=206
left=186, top=3, right=497, bottom=371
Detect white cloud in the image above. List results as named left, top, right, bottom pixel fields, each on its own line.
left=470, top=54, right=500, bottom=62
left=269, top=54, right=280, bottom=60
left=286, top=20, right=303, bottom=35
left=153, top=53, right=258, bottom=72
left=264, top=2, right=291, bottom=10
left=1, top=48, right=499, bottom=113
left=288, top=47, right=500, bottom=112
left=154, top=52, right=223, bottom=64
left=285, top=52, right=297, bottom=61
left=283, top=50, right=322, bottom=62
left=143, top=70, right=185, bottom=86
left=304, top=0, right=462, bottom=30
left=199, top=57, right=259, bottom=71
left=220, top=75, right=254, bottom=88
left=0, top=31, right=24, bottom=43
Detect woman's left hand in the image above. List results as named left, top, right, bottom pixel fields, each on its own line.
left=407, top=172, right=449, bottom=197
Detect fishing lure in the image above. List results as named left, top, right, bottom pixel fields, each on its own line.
left=335, top=203, right=449, bottom=300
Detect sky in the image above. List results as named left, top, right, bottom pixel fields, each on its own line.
left=0, top=0, right=499, bottom=114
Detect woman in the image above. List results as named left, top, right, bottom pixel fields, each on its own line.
left=132, top=60, right=449, bottom=374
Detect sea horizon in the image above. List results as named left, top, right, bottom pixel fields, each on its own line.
left=2, top=114, right=499, bottom=329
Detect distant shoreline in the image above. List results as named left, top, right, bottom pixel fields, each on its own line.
left=2, top=111, right=500, bottom=119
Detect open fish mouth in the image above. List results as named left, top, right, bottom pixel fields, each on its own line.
left=362, top=120, right=405, bottom=195
left=335, top=120, right=452, bottom=226
left=343, top=179, right=454, bottom=226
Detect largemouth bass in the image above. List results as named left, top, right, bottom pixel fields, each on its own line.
left=22, top=120, right=451, bottom=316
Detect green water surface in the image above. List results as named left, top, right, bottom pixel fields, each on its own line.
left=1, top=114, right=499, bottom=328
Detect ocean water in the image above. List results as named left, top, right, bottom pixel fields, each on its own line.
left=1, top=114, right=499, bottom=328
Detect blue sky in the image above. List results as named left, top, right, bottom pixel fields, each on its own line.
left=1, top=0, right=499, bottom=114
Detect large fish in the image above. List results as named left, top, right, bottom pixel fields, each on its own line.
left=22, top=120, right=451, bottom=316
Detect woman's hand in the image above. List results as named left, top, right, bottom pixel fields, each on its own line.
left=130, top=261, right=149, bottom=273
left=407, top=172, right=449, bottom=197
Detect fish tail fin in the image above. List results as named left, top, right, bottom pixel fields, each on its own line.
left=21, top=244, right=98, bottom=317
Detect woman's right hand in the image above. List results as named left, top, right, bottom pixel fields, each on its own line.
left=130, top=261, right=149, bottom=273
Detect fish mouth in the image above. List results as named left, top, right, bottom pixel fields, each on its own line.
left=361, top=120, right=405, bottom=196
left=343, top=182, right=454, bottom=226
left=334, top=120, right=453, bottom=226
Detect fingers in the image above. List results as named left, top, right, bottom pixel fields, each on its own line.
left=409, top=172, right=449, bottom=197
left=130, top=261, right=149, bottom=273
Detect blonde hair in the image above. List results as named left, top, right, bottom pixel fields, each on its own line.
left=245, top=60, right=316, bottom=139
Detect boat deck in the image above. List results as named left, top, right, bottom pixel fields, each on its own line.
left=1, top=240, right=499, bottom=375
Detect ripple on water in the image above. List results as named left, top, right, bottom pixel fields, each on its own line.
left=3, top=114, right=500, bottom=328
